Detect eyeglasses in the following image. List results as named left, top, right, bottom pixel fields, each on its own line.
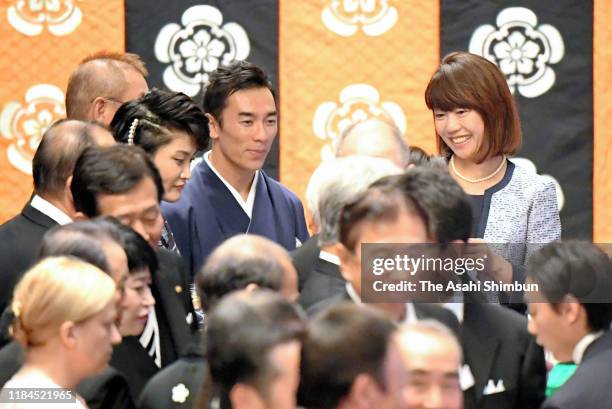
left=101, top=97, right=126, bottom=105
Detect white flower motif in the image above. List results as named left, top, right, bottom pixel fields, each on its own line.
left=171, top=383, right=190, bottom=404
left=0, top=84, right=65, bottom=174
left=7, top=0, right=82, bottom=37
left=493, top=31, right=540, bottom=75
left=312, top=84, right=406, bottom=161
left=179, top=29, right=226, bottom=74
left=155, top=5, right=250, bottom=97
left=469, top=7, right=564, bottom=98
left=321, top=0, right=398, bottom=37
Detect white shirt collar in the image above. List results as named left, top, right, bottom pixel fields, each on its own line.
left=30, top=195, right=72, bottom=225
left=346, top=283, right=416, bottom=324
left=442, top=292, right=465, bottom=323
left=403, top=303, right=418, bottom=324
left=204, top=151, right=259, bottom=218
left=319, top=250, right=340, bottom=265
left=345, top=282, right=361, bottom=304
left=572, top=331, right=604, bottom=364
left=443, top=302, right=465, bottom=323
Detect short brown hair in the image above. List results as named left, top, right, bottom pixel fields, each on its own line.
left=80, top=51, right=148, bottom=76
left=66, top=51, right=148, bottom=120
left=424, top=52, right=521, bottom=162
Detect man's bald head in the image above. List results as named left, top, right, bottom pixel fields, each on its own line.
left=65, top=51, right=148, bottom=126
left=336, top=118, right=410, bottom=167
left=196, top=235, right=299, bottom=311
left=32, top=119, right=112, bottom=198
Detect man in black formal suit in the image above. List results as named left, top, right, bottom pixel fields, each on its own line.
left=338, top=167, right=545, bottom=409
left=292, top=118, right=410, bottom=293
left=138, top=234, right=298, bottom=409
left=65, top=51, right=149, bottom=126
left=524, top=242, right=612, bottom=409
left=293, top=156, right=401, bottom=311
left=0, top=119, right=114, bottom=319
left=71, top=145, right=196, bottom=400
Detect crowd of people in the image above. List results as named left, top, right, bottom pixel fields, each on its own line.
left=0, top=49, right=609, bottom=409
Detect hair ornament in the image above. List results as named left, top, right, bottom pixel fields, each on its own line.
left=127, top=118, right=139, bottom=145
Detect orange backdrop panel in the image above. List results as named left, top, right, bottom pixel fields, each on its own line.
left=594, top=0, right=612, bottom=242
left=279, top=1, right=439, bottom=212
left=0, top=1, right=125, bottom=223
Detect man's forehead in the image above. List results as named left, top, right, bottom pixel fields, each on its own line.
left=98, top=195, right=159, bottom=217
left=225, top=87, right=276, bottom=112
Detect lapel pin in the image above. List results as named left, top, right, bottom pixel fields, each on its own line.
left=172, top=383, right=190, bottom=403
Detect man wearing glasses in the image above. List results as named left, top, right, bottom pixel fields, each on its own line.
left=65, top=50, right=149, bottom=126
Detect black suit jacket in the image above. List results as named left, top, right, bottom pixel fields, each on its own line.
left=111, top=249, right=198, bottom=401
left=291, top=235, right=321, bottom=291
left=138, top=344, right=207, bottom=409
left=413, top=301, right=545, bottom=409
left=298, top=255, right=346, bottom=311
left=0, top=203, right=57, bottom=315
left=460, top=303, right=545, bottom=409
left=77, top=366, right=136, bottom=409
left=542, top=331, right=612, bottom=409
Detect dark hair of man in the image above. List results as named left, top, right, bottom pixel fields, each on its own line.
left=377, top=167, right=472, bottom=244
left=37, top=217, right=124, bottom=274
left=97, top=217, right=158, bottom=275
left=203, top=60, right=275, bottom=127
left=338, top=183, right=427, bottom=252
left=424, top=51, right=521, bottom=162
left=526, top=241, right=612, bottom=331
left=71, top=145, right=164, bottom=217
left=110, top=88, right=209, bottom=152
left=298, top=303, right=397, bottom=409
left=196, top=252, right=284, bottom=312
left=32, top=119, right=102, bottom=196
left=199, top=290, right=306, bottom=409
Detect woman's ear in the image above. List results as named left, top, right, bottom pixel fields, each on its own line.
left=59, top=321, right=78, bottom=349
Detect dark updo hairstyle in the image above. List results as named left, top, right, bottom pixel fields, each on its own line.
left=110, top=88, right=209, bottom=154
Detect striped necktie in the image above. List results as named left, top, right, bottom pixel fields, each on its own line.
left=159, top=220, right=180, bottom=255
left=139, top=306, right=161, bottom=367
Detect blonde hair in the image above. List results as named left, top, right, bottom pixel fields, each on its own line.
left=10, top=257, right=116, bottom=348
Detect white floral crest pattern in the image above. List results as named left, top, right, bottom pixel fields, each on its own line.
left=321, top=0, right=398, bottom=37
left=469, top=7, right=564, bottom=98
left=7, top=0, right=82, bottom=37
left=155, top=5, right=250, bottom=97
left=312, top=84, right=406, bottom=161
left=0, top=84, right=65, bottom=175
left=510, top=157, right=564, bottom=210
left=171, top=383, right=190, bottom=404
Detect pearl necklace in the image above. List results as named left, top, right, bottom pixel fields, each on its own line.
left=450, top=155, right=506, bottom=183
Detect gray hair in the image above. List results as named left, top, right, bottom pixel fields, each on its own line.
left=397, top=319, right=462, bottom=360
left=305, top=156, right=402, bottom=247
left=336, top=118, right=411, bottom=168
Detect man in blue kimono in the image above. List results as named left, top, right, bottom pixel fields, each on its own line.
left=162, top=61, right=309, bottom=276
